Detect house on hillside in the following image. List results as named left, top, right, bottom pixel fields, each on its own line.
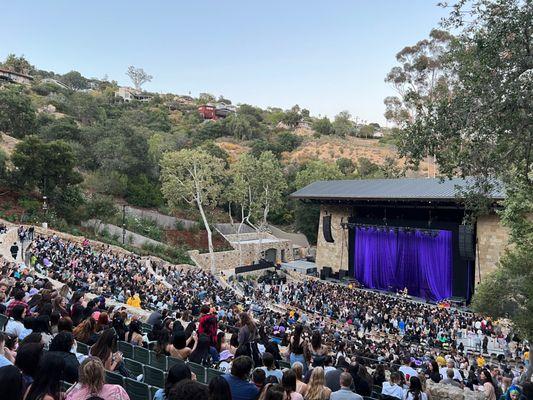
left=198, top=102, right=236, bottom=120
left=115, top=86, right=152, bottom=102
left=0, top=68, right=34, bottom=85
left=373, top=131, right=384, bottom=138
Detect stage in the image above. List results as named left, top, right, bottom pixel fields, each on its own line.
left=288, top=178, right=506, bottom=304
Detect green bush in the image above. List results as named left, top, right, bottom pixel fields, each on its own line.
left=125, top=175, right=164, bottom=208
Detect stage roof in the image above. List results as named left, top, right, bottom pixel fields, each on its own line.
left=290, top=178, right=505, bottom=202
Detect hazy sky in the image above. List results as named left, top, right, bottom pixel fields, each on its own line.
left=1, top=1, right=449, bottom=124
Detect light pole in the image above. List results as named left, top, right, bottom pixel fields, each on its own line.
left=122, top=204, right=126, bottom=244
left=42, top=196, right=48, bottom=230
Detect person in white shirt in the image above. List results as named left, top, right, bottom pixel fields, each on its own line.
left=381, top=372, right=404, bottom=399
left=439, top=360, right=463, bottom=381
left=399, top=358, right=418, bottom=381
left=403, top=376, right=428, bottom=400
left=5, top=304, right=32, bottom=340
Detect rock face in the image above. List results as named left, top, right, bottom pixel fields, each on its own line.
left=426, top=381, right=486, bottom=400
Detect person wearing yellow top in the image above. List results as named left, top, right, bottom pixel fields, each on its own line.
left=476, top=354, right=486, bottom=367
left=127, top=293, right=141, bottom=308
left=436, top=354, right=446, bottom=367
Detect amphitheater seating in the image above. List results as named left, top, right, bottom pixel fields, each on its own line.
left=187, top=361, right=207, bottom=384
left=105, top=370, right=125, bottom=386
left=0, top=313, right=8, bottom=330
left=125, top=357, right=144, bottom=377
left=134, top=346, right=151, bottom=365
left=118, top=340, right=134, bottom=359
left=124, top=377, right=151, bottom=400
left=149, top=351, right=168, bottom=370
left=143, top=364, right=166, bottom=388
left=206, top=367, right=225, bottom=383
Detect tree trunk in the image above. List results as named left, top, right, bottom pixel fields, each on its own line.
left=197, top=200, right=215, bottom=275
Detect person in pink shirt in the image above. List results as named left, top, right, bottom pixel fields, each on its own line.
left=65, top=357, right=129, bottom=400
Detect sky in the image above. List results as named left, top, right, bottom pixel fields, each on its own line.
left=1, top=1, right=449, bottom=124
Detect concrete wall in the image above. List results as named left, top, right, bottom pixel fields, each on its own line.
left=189, top=232, right=293, bottom=272
left=476, top=214, right=510, bottom=282
left=82, top=219, right=164, bottom=248
left=315, top=205, right=350, bottom=272
left=124, top=205, right=198, bottom=230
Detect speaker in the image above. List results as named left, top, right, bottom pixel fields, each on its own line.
left=323, top=216, right=334, bottom=243
left=321, top=266, right=332, bottom=280
left=338, top=269, right=348, bottom=280
left=458, top=225, right=475, bottom=261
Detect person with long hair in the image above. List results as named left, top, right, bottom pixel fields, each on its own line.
left=304, top=367, right=331, bottom=400
left=6, top=304, right=32, bottom=340
left=48, top=331, right=80, bottom=384
left=52, top=296, right=69, bottom=318
left=15, top=342, right=43, bottom=391
left=126, top=319, right=144, bottom=347
left=291, top=362, right=308, bottom=397
left=372, top=364, right=386, bottom=387
left=404, top=376, right=428, bottom=400
left=189, top=333, right=212, bottom=366
left=24, top=353, right=65, bottom=400
left=153, top=362, right=192, bottom=400
left=478, top=369, right=496, bottom=400
left=65, top=357, right=129, bottom=400
left=238, top=311, right=257, bottom=346
left=89, top=328, right=123, bottom=373
left=72, top=317, right=98, bottom=345
left=0, top=365, right=24, bottom=400
left=308, top=331, right=328, bottom=368
left=289, top=324, right=307, bottom=374
left=208, top=375, right=232, bottom=400
left=171, top=330, right=195, bottom=360
left=282, top=369, right=304, bottom=400
left=427, top=360, right=441, bottom=383
left=258, top=384, right=286, bottom=400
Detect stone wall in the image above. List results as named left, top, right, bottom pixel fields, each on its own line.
left=315, top=205, right=350, bottom=272
left=189, top=232, right=293, bottom=272
left=476, top=214, right=510, bottom=282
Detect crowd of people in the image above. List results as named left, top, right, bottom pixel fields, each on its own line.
left=0, top=230, right=530, bottom=400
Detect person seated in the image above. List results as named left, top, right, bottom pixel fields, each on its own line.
left=65, top=357, right=129, bottom=400
left=441, top=368, right=462, bottom=388
left=260, top=352, right=283, bottom=381
left=381, top=372, right=403, bottom=400
left=330, top=372, right=363, bottom=400
left=223, top=355, right=259, bottom=400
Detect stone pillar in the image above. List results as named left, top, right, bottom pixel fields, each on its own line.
left=315, top=205, right=350, bottom=272
left=476, top=214, right=510, bottom=283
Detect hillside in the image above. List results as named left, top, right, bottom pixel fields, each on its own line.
left=0, top=55, right=433, bottom=247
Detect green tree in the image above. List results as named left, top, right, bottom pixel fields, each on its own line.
left=160, top=149, right=226, bottom=273
left=1, top=54, right=34, bottom=75
left=282, top=108, right=302, bottom=128
left=84, top=194, right=118, bottom=235
left=11, top=136, right=82, bottom=196
left=390, top=0, right=533, bottom=367
left=333, top=111, right=353, bottom=137
left=312, top=117, right=333, bottom=136
left=253, top=151, right=287, bottom=228
left=39, top=117, right=81, bottom=142
left=294, top=161, right=345, bottom=243
left=0, top=86, right=36, bottom=138
left=61, top=70, right=88, bottom=90
left=226, top=114, right=252, bottom=140
left=336, top=157, right=356, bottom=175
left=276, top=131, right=302, bottom=152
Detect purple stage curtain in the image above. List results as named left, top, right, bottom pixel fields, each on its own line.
left=354, top=227, right=452, bottom=301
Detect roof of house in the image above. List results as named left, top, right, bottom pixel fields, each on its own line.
left=0, top=68, right=34, bottom=80
left=290, top=178, right=505, bottom=202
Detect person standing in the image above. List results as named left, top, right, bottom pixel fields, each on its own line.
left=10, top=242, right=19, bottom=260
